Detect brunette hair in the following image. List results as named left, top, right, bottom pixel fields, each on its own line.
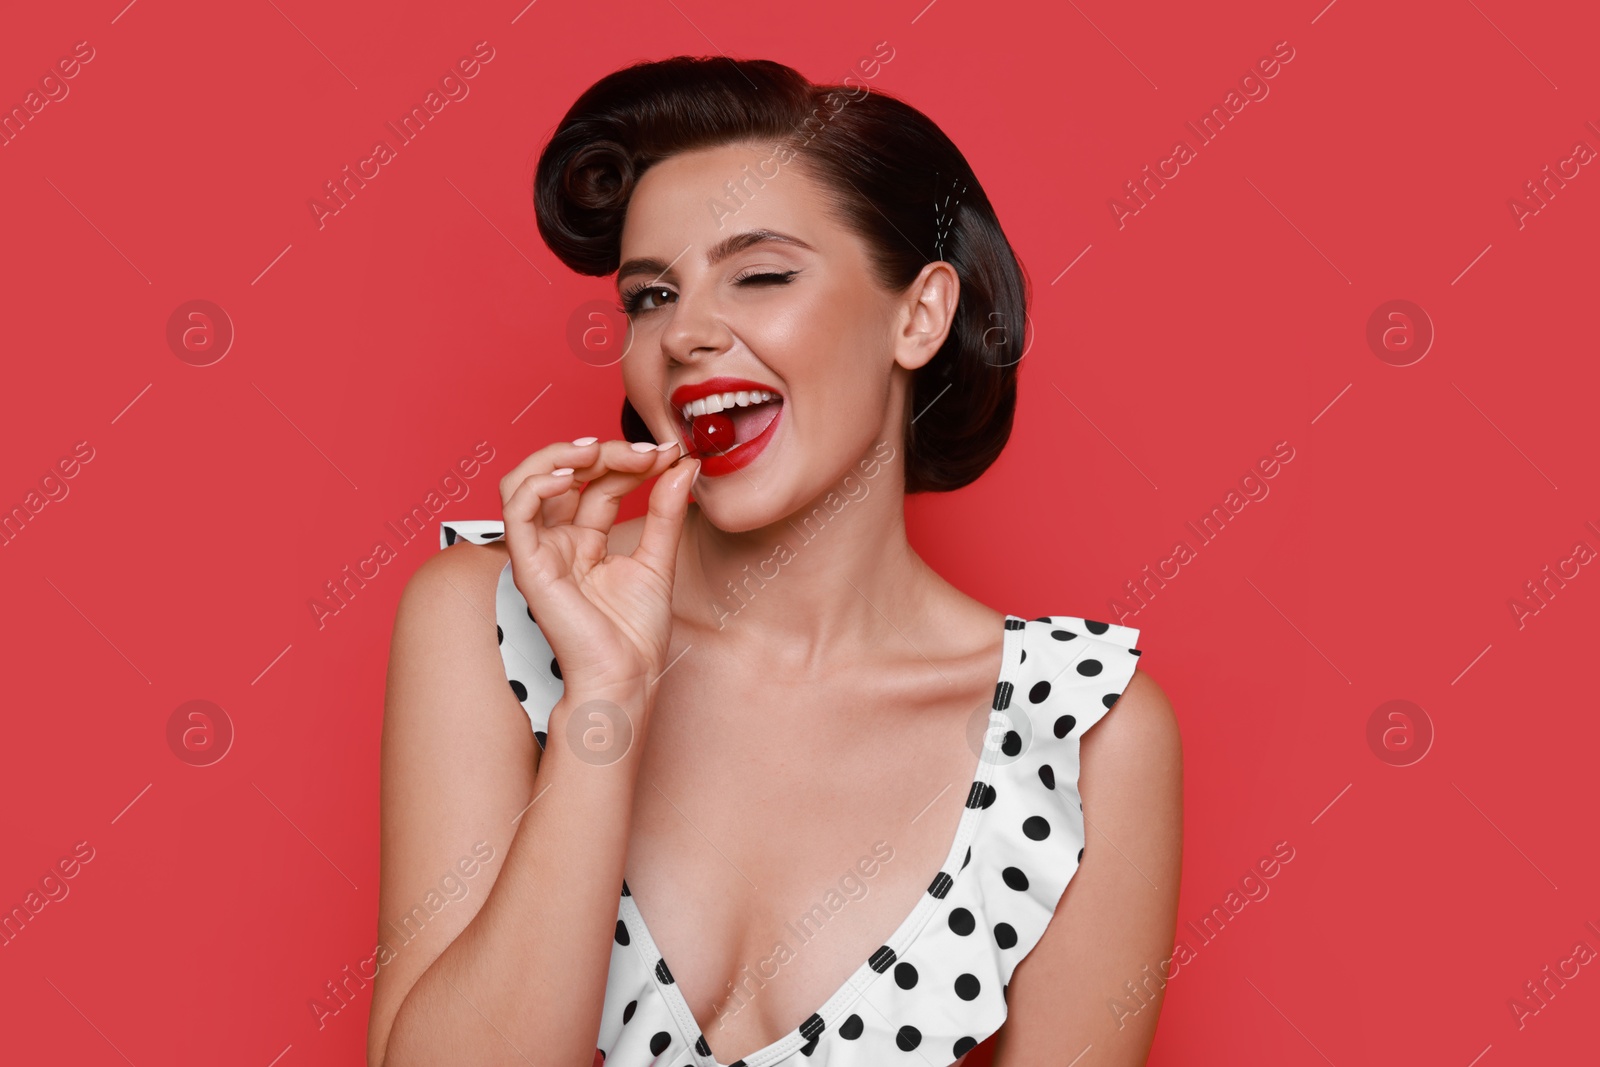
left=532, top=55, right=1027, bottom=493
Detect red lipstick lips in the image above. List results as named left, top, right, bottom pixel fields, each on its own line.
left=669, top=376, right=784, bottom=478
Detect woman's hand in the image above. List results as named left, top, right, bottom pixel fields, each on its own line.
left=499, top=437, right=699, bottom=699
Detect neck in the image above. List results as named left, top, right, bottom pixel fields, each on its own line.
left=682, top=439, right=932, bottom=666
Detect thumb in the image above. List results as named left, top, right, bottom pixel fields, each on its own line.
left=632, top=456, right=698, bottom=578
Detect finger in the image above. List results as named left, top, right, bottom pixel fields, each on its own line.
left=500, top=438, right=666, bottom=526
left=502, top=468, right=579, bottom=587
left=541, top=481, right=582, bottom=527
left=632, top=456, right=698, bottom=578
left=572, top=440, right=685, bottom=532
left=498, top=438, right=604, bottom=510
left=566, top=437, right=677, bottom=484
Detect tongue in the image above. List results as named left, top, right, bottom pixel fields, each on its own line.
left=690, top=400, right=780, bottom=455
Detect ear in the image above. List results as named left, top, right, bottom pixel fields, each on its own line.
left=892, top=261, right=960, bottom=372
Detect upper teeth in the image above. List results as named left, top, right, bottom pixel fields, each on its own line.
left=680, top=389, right=779, bottom=420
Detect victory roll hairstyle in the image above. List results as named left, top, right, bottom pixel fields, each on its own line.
left=532, top=55, right=1028, bottom=493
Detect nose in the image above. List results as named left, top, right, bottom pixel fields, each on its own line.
left=657, top=279, right=731, bottom=367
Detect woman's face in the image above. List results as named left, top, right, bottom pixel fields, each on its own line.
left=615, top=141, right=949, bottom=533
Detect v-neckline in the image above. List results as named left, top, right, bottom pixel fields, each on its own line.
left=616, top=614, right=1026, bottom=1067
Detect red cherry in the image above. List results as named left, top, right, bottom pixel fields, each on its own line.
left=690, top=412, right=735, bottom=454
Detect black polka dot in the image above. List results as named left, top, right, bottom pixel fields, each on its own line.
left=1077, top=847, right=1085, bottom=863
left=1001, top=730, right=1022, bottom=757
left=1033, top=616, right=1051, bottom=623
left=442, top=525, right=458, bottom=545
left=992, top=680, right=1013, bottom=710
left=621, top=879, right=630, bottom=896
left=1023, top=816, right=1051, bottom=840
left=622, top=999, right=636, bottom=1023
left=1038, top=764, right=1056, bottom=789
left=894, top=961, right=918, bottom=989
left=840, top=1014, right=864, bottom=1039
left=799, top=1034, right=819, bottom=1057
left=1077, top=658, right=1103, bottom=677
left=649, top=1031, right=671, bottom=1055
left=695, top=1035, right=711, bottom=1055
left=509, top=679, right=527, bottom=702
left=868, top=946, right=896, bottom=973
left=496, top=624, right=503, bottom=645
left=654, top=958, right=674, bottom=984
left=949, top=907, right=975, bottom=935
left=966, top=782, right=997, bottom=809
left=1006, top=617, right=1026, bottom=630
left=1002, top=866, right=1029, bottom=891
left=533, top=731, right=547, bottom=750
left=954, top=1036, right=978, bottom=1057
left=1085, top=619, right=1110, bottom=634
left=954, top=973, right=981, bottom=1000
left=800, top=1013, right=826, bottom=1040
left=928, top=872, right=954, bottom=898
left=896, top=1025, right=922, bottom=1051
left=1029, top=680, right=1051, bottom=703
left=1020, top=648, right=1027, bottom=664
left=995, top=922, right=1018, bottom=949
left=550, top=657, right=562, bottom=680
left=1130, top=648, right=1143, bottom=656
left=961, top=845, right=971, bottom=870
left=1050, top=629, right=1076, bottom=641
left=615, top=920, right=629, bottom=945
left=1053, top=714, right=1077, bottom=738
left=1103, top=692, right=1121, bottom=709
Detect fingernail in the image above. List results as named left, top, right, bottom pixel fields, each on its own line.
left=630, top=441, right=657, bottom=453
left=572, top=436, right=598, bottom=446
left=655, top=439, right=679, bottom=452
left=551, top=467, right=574, bottom=476
left=691, top=461, right=701, bottom=487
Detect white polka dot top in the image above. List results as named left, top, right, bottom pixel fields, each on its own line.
left=440, top=520, right=1145, bottom=1067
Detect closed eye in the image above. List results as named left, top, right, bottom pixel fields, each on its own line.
left=734, top=269, right=799, bottom=286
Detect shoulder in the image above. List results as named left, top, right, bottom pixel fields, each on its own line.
left=1083, top=668, right=1181, bottom=771
left=397, top=531, right=509, bottom=623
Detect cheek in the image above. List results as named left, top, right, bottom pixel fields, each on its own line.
left=619, top=337, right=667, bottom=411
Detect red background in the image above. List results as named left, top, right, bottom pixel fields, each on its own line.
left=2, top=0, right=1596, bottom=1064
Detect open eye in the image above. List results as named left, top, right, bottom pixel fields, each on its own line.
left=618, top=284, right=676, bottom=316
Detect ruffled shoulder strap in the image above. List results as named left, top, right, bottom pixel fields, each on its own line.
left=438, top=518, right=563, bottom=749
left=844, top=614, right=1143, bottom=1061
left=438, top=519, right=506, bottom=548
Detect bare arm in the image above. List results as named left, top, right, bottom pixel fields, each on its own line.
left=368, top=439, right=699, bottom=1067
left=991, top=669, right=1184, bottom=1067
left=367, top=541, right=655, bottom=1067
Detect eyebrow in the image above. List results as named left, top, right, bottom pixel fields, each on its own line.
left=616, top=228, right=817, bottom=286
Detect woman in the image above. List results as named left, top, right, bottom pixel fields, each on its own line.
left=369, top=56, right=1182, bottom=1067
